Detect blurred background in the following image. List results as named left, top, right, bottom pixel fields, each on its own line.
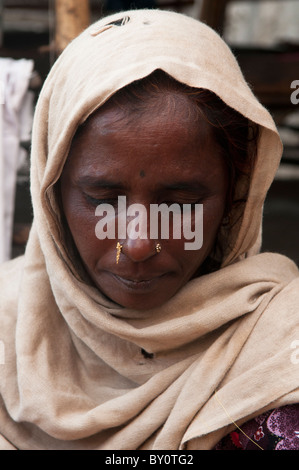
left=0, top=0, right=298, bottom=265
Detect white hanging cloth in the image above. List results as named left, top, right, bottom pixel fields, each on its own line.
left=0, top=58, right=34, bottom=264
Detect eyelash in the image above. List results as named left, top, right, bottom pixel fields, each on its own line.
left=162, top=200, right=203, bottom=208
left=84, top=194, right=204, bottom=208
left=84, top=194, right=118, bottom=207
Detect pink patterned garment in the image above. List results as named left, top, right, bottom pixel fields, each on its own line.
left=214, top=405, right=299, bottom=450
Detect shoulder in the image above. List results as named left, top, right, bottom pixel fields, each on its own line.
left=0, top=255, right=24, bottom=301
left=0, top=255, right=24, bottom=282
left=0, top=256, right=24, bottom=337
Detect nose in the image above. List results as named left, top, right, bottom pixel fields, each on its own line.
left=116, top=201, right=161, bottom=263
left=122, top=237, right=157, bottom=263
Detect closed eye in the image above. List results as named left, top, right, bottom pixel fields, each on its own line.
left=84, top=193, right=119, bottom=207
left=161, top=199, right=203, bottom=208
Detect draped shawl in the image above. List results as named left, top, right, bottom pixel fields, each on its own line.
left=0, top=9, right=298, bottom=450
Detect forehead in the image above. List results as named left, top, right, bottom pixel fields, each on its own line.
left=72, top=88, right=214, bottom=142
left=79, top=87, right=205, bottom=134
left=64, top=89, right=224, bottom=184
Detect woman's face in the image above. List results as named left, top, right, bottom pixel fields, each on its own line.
left=60, top=92, right=229, bottom=310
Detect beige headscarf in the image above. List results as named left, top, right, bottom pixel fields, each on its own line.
left=0, top=9, right=298, bottom=450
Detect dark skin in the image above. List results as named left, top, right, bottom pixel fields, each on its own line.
left=60, top=93, right=229, bottom=311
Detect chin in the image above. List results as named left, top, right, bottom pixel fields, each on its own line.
left=111, top=293, right=169, bottom=311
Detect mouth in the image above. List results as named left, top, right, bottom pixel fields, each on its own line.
left=111, top=272, right=167, bottom=292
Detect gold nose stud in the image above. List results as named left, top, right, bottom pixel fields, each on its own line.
left=156, top=243, right=162, bottom=254
left=116, top=242, right=123, bottom=264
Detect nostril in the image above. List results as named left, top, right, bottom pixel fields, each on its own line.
left=123, top=238, right=157, bottom=263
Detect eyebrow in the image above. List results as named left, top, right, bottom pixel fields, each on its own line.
left=75, top=177, right=210, bottom=193
left=75, top=176, right=125, bottom=189
left=163, top=181, right=210, bottom=193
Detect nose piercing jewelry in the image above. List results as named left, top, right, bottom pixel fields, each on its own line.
left=117, top=241, right=161, bottom=262
left=116, top=242, right=122, bottom=264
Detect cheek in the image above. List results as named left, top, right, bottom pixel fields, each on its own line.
left=165, top=200, right=224, bottom=275
left=181, top=198, right=225, bottom=258
left=202, top=197, right=226, bottom=250
left=61, top=189, right=104, bottom=265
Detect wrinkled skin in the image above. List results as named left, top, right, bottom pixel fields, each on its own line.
left=60, top=93, right=229, bottom=310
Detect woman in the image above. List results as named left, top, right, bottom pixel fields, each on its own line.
left=0, top=9, right=298, bottom=450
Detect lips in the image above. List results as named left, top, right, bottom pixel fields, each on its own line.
left=111, top=272, right=167, bottom=292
